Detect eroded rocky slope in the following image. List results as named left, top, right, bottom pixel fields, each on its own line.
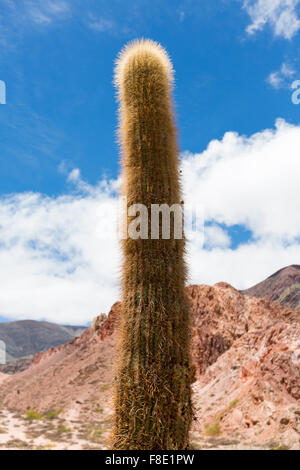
left=0, top=285, right=299, bottom=449
left=242, top=265, right=300, bottom=311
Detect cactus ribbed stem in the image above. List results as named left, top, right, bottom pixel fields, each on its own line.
left=113, top=39, right=192, bottom=450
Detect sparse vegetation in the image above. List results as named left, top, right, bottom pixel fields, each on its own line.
left=91, top=429, right=105, bottom=441
left=270, top=445, right=290, bottom=451
left=99, top=384, right=110, bottom=392
left=45, top=409, right=63, bottom=420
left=205, top=423, right=221, bottom=437
left=25, top=410, right=43, bottom=421
left=215, top=399, right=239, bottom=422
left=229, top=399, right=239, bottom=408
left=43, top=423, right=72, bottom=442
left=79, top=422, right=106, bottom=444
left=94, top=406, right=103, bottom=413
left=36, top=443, right=56, bottom=451
left=205, top=399, right=239, bottom=438
left=57, top=425, right=71, bottom=433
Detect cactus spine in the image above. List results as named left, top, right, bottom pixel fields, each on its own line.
left=113, top=39, right=192, bottom=450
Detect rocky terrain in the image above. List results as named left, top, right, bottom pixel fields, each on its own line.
left=242, top=265, right=300, bottom=311
left=0, top=319, right=86, bottom=363
left=0, top=309, right=117, bottom=450
left=190, top=283, right=300, bottom=450
left=0, top=280, right=299, bottom=450
left=0, top=356, right=33, bottom=375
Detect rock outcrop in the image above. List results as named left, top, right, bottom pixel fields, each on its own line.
left=0, top=283, right=299, bottom=449
left=192, top=320, right=300, bottom=449
left=0, top=356, right=33, bottom=375
left=188, top=283, right=298, bottom=376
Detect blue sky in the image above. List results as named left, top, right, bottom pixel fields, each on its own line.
left=1, top=0, right=300, bottom=194
left=0, top=0, right=300, bottom=324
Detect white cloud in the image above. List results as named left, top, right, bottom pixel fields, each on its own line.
left=266, top=62, right=296, bottom=89
left=243, top=0, right=300, bottom=39
left=182, top=118, right=300, bottom=242
left=204, top=225, right=231, bottom=249
left=1, top=1, right=119, bottom=47
left=0, top=173, right=121, bottom=324
left=182, top=118, right=300, bottom=287
left=0, top=0, right=71, bottom=45
left=87, top=14, right=115, bottom=32
left=1, top=119, right=300, bottom=323
left=26, top=0, right=70, bottom=24
left=187, top=239, right=300, bottom=290
left=14, top=0, right=71, bottom=24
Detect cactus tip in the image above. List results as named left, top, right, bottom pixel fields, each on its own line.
left=114, top=38, right=174, bottom=90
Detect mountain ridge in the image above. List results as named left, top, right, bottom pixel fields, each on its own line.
left=1, top=265, right=299, bottom=368
left=0, top=319, right=86, bottom=363
left=242, top=265, right=300, bottom=310
left=0, top=281, right=299, bottom=449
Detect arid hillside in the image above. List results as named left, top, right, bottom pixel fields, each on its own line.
left=0, top=320, right=86, bottom=362
left=242, top=265, right=300, bottom=311
left=0, top=284, right=299, bottom=450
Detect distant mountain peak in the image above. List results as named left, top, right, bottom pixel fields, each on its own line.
left=242, top=265, right=300, bottom=310
left=0, top=320, right=86, bottom=363
left=267, top=264, right=300, bottom=279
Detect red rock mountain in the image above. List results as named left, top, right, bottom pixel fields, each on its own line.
left=242, top=265, right=300, bottom=311
left=0, top=282, right=299, bottom=449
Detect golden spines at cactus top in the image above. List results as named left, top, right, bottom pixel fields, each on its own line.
left=113, top=39, right=192, bottom=450
left=115, top=38, right=174, bottom=97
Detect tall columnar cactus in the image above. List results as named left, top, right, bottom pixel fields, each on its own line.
left=113, top=39, right=192, bottom=450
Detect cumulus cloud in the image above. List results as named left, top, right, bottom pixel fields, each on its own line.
left=204, top=225, right=231, bottom=249
left=1, top=119, right=300, bottom=323
left=183, top=118, right=300, bottom=287
left=266, top=62, right=296, bottom=89
left=243, top=0, right=300, bottom=39
left=0, top=173, right=121, bottom=324
left=182, top=118, right=300, bottom=241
